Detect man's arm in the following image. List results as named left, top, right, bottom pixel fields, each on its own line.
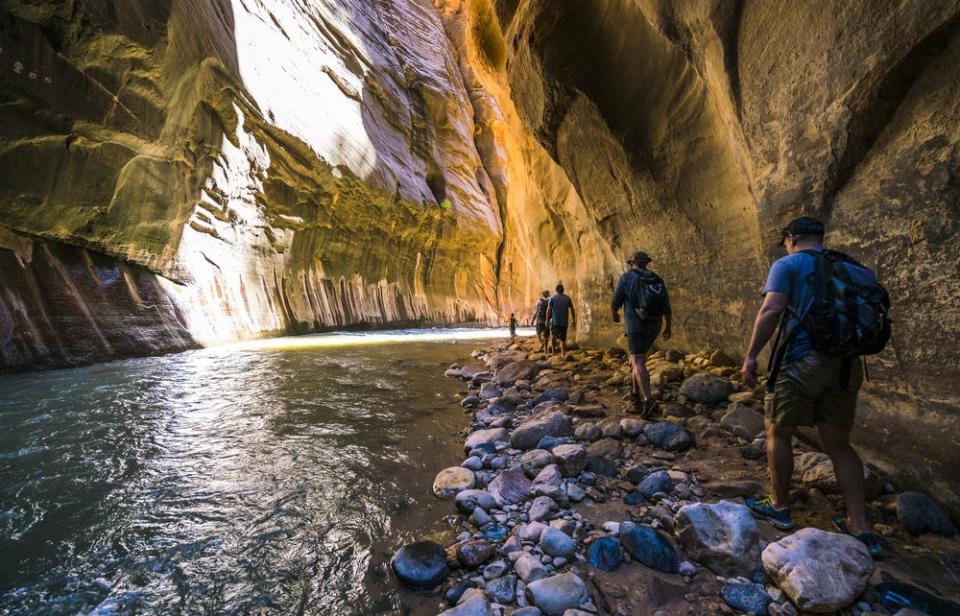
left=740, top=291, right=789, bottom=386
left=570, top=302, right=576, bottom=327
left=661, top=285, right=672, bottom=340
left=611, top=275, right=625, bottom=323
left=546, top=303, right=553, bottom=324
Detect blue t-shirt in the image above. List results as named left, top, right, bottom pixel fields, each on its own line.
left=548, top=293, right=574, bottom=326
left=762, top=249, right=877, bottom=363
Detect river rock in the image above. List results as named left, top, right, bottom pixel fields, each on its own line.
left=488, top=469, right=532, bottom=504
left=619, top=522, right=677, bottom=573
left=638, top=470, right=673, bottom=498
left=720, top=404, right=765, bottom=440
left=525, top=573, right=589, bottom=616
left=440, top=594, right=492, bottom=616
left=470, top=507, right=492, bottom=527
left=457, top=540, right=496, bottom=569
left=465, top=428, right=509, bottom=454
left=521, top=449, right=556, bottom=478
left=434, top=467, right=476, bottom=498
left=522, top=520, right=548, bottom=542
left=480, top=382, right=502, bottom=400
left=643, top=422, right=695, bottom=452
left=463, top=456, right=483, bottom=471
left=721, top=583, right=771, bottom=615
left=515, top=552, right=549, bottom=583
left=620, top=417, right=647, bottom=437
left=574, top=423, right=602, bottom=442
left=512, top=411, right=573, bottom=450
left=533, top=388, right=570, bottom=405
left=552, top=444, right=587, bottom=476
left=679, top=373, right=734, bottom=404
left=485, top=574, right=517, bottom=604
left=585, top=437, right=621, bottom=477
left=586, top=536, right=623, bottom=571
left=674, top=501, right=762, bottom=577
left=539, top=527, right=576, bottom=558
left=455, top=489, right=498, bottom=514
left=496, top=360, right=540, bottom=385
left=481, top=523, right=508, bottom=542
left=762, top=528, right=873, bottom=612
left=797, top=452, right=885, bottom=499
left=529, top=495, right=559, bottom=522
left=897, top=491, right=957, bottom=536
left=391, top=541, right=451, bottom=588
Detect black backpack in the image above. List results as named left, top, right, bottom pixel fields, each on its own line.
left=535, top=299, right=548, bottom=323
left=629, top=270, right=668, bottom=320
left=800, top=249, right=891, bottom=356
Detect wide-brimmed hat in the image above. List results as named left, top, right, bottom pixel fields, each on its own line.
left=627, top=251, right=653, bottom=264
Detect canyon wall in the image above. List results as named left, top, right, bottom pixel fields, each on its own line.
left=1, top=1, right=958, bottom=509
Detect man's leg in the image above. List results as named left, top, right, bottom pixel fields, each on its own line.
left=818, top=423, right=869, bottom=535
left=634, top=354, right=652, bottom=400
left=628, top=354, right=640, bottom=397
left=766, top=420, right=795, bottom=509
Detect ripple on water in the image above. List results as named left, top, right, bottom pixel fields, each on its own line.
left=0, top=334, right=477, bottom=615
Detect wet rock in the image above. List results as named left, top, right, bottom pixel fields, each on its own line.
left=762, top=528, right=873, bottom=613
left=480, top=382, right=502, bottom=400
left=679, top=373, right=734, bottom=404
left=455, top=489, right=498, bottom=514
left=586, top=536, right=623, bottom=571
left=619, top=522, right=677, bottom=573
left=552, top=444, right=587, bottom=476
left=574, top=423, right=602, bottom=442
left=465, top=428, right=509, bottom=454
left=488, top=469, right=532, bottom=505
left=515, top=551, right=549, bottom=582
left=481, top=523, right=508, bottom=542
left=462, top=395, right=481, bottom=408
left=525, top=573, right=589, bottom=616
left=497, top=360, right=540, bottom=385
left=512, top=411, right=573, bottom=450
left=539, top=527, right=577, bottom=558
left=434, top=467, right=476, bottom=498
left=533, top=388, right=569, bottom=405
left=674, top=501, right=762, bottom=577
left=721, top=583, right=771, bottom=615
left=458, top=540, right=496, bottom=569
left=521, top=449, right=556, bottom=478
left=440, top=594, right=492, bottom=616
left=643, top=422, right=695, bottom=452
left=529, top=495, right=559, bottom=522
left=620, top=417, right=647, bottom=437
left=470, top=506, right=492, bottom=527
left=485, top=574, right=517, bottom=603
left=391, top=541, right=451, bottom=588
left=897, top=492, right=957, bottom=536
left=638, top=470, right=674, bottom=498
left=720, top=404, right=765, bottom=440
left=445, top=578, right=477, bottom=604
left=463, top=456, right=483, bottom=471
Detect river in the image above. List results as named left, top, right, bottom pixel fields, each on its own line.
left=0, top=329, right=520, bottom=615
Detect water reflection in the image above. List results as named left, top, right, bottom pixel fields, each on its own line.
left=0, top=329, right=511, bottom=614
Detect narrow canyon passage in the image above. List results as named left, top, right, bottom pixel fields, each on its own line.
left=0, top=1, right=958, bottom=615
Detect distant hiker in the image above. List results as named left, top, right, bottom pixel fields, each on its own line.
left=611, top=251, right=672, bottom=418
left=531, top=290, right=551, bottom=351
left=545, top=284, right=576, bottom=355
left=741, top=216, right=891, bottom=556
left=509, top=313, right=518, bottom=339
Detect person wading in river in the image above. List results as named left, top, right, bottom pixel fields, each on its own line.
left=611, top=251, right=672, bottom=418
left=741, top=216, right=891, bottom=556
left=545, top=284, right=575, bottom=355
left=531, top=290, right=551, bottom=351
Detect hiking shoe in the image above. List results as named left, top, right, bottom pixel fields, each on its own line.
left=746, top=495, right=795, bottom=530
left=832, top=514, right=889, bottom=558
left=640, top=398, right=659, bottom=419
left=621, top=392, right=641, bottom=403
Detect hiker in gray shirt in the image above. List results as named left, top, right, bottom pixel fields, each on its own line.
left=545, top=284, right=576, bottom=355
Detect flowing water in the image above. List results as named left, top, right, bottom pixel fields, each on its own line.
left=0, top=329, right=518, bottom=615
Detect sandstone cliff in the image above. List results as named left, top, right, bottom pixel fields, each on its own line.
left=1, top=1, right=958, bottom=509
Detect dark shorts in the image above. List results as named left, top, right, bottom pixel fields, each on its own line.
left=626, top=318, right=662, bottom=356
left=536, top=322, right=548, bottom=336
left=551, top=324, right=568, bottom=341
left=764, top=352, right=863, bottom=428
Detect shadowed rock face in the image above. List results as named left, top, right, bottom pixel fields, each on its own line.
left=0, top=2, right=958, bottom=510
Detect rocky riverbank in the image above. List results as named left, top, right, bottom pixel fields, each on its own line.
left=392, top=336, right=960, bottom=616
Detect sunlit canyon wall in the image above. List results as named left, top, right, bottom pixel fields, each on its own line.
left=1, top=2, right=959, bottom=508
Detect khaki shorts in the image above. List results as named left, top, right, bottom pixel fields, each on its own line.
left=764, top=352, right=863, bottom=428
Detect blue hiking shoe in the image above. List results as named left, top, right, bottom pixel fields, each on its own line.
left=832, top=514, right=889, bottom=558
left=746, top=495, right=795, bottom=530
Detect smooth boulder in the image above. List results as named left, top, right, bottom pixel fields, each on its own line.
left=539, top=527, right=577, bottom=558
left=679, top=373, right=734, bottom=404
left=586, top=536, right=623, bottom=571
left=897, top=491, right=957, bottom=536
left=674, top=501, right=762, bottom=577
left=643, top=422, right=695, bottom=452
left=487, top=469, right=532, bottom=504
left=455, top=489, right=498, bottom=514
left=434, top=467, right=476, bottom=498
left=465, top=428, right=508, bottom=454
left=391, top=541, right=450, bottom=588
left=439, top=594, right=492, bottom=616
left=521, top=449, right=556, bottom=478
left=619, top=522, right=677, bottom=573
left=720, top=404, right=765, bottom=440
left=512, top=411, right=573, bottom=450
left=525, top=573, right=589, bottom=616
left=762, top=528, right=873, bottom=613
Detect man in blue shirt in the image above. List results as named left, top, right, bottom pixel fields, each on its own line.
left=611, top=251, right=672, bottom=417
left=741, top=216, right=882, bottom=555
left=545, top=284, right=575, bottom=355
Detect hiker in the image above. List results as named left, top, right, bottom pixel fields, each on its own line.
left=509, top=313, right=518, bottom=339
left=611, top=251, right=672, bottom=417
left=545, top=284, right=575, bottom=355
left=741, top=216, right=890, bottom=556
left=531, top=290, right=551, bottom=351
